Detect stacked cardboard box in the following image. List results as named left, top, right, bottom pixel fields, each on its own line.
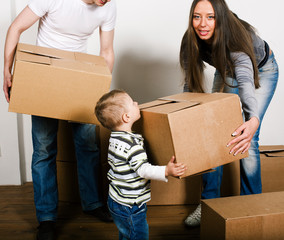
left=260, top=145, right=284, bottom=193
left=56, top=120, right=80, bottom=202
left=220, top=145, right=284, bottom=196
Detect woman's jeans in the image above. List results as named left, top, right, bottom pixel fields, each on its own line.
left=202, top=51, right=279, bottom=199
left=107, top=196, right=149, bottom=240
left=31, top=116, right=103, bottom=222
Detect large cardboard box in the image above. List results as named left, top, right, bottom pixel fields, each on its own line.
left=134, top=92, right=247, bottom=178
left=201, top=192, right=284, bottom=240
left=9, top=43, right=111, bottom=124
left=260, top=145, right=284, bottom=193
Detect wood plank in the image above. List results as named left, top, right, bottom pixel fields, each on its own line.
left=0, top=183, right=200, bottom=240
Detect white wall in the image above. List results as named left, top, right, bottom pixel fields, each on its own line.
left=0, top=0, right=283, bottom=185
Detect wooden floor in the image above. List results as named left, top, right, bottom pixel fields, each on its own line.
left=0, top=183, right=200, bottom=240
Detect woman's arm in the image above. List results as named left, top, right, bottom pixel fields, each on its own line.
left=227, top=52, right=259, bottom=155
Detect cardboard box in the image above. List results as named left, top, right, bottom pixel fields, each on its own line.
left=260, top=145, right=284, bottom=193
left=149, top=175, right=202, bottom=205
left=220, top=160, right=240, bottom=197
left=57, top=120, right=76, bottom=162
left=133, top=92, right=247, bottom=178
left=56, top=120, right=79, bottom=202
left=215, top=145, right=284, bottom=197
left=56, top=120, right=102, bottom=202
left=201, top=192, right=284, bottom=240
left=56, top=160, right=80, bottom=202
left=9, top=43, right=111, bottom=124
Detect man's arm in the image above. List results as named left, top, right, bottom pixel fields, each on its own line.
left=3, top=6, right=40, bottom=102
left=99, top=29, right=114, bottom=73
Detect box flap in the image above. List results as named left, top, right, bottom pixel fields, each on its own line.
left=17, top=43, right=74, bottom=60
left=259, top=145, right=284, bottom=153
left=139, top=99, right=171, bottom=110
left=259, top=145, right=284, bottom=157
left=16, top=51, right=51, bottom=65
left=140, top=99, right=200, bottom=114
left=263, top=152, right=284, bottom=157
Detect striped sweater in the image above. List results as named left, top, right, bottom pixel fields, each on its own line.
left=107, top=131, right=167, bottom=207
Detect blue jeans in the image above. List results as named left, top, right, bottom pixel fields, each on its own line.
left=107, top=196, right=149, bottom=240
left=31, top=116, right=103, bottom=222
left=202, top=51, right=279, bottom=199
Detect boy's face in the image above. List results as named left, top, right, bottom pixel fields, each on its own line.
left=123, top=93, right=141, bottom=123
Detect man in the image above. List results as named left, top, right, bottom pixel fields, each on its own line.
left=3, top=0, right=116, bottom=239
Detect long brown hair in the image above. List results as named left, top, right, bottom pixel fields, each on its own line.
left=180, top=0, right=259, bottom=92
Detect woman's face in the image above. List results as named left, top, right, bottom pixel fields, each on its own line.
left=192, top=0, right=216, bottom=43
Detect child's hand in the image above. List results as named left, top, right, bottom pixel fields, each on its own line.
left=165, top=156, right=187, bottom=177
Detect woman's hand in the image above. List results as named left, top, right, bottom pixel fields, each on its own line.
left=227, top=117, right=259, bottom=156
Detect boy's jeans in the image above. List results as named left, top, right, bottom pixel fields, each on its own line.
left=107, top=196, right=149, bottom=240
left=31, top=116, right=103, bottom=222
left=202, top=51, right=279, bottom=199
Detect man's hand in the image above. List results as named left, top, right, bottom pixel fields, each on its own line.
left=3, top=69, right=12, bottom=102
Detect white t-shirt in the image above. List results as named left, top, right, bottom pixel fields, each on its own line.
left=28, top=0, right=116, bottom=52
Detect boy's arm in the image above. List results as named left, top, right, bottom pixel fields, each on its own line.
left=137, top=156, right=187, bottom=181
left=137, top=163, right=168, bottom=182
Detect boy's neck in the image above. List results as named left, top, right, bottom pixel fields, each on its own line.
left=114, top=124, right=133, bottom=133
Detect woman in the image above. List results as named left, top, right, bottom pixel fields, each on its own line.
left=180, top=0, right=279, bottom=227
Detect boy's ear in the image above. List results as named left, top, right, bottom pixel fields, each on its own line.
left=122, top=113, right=130, bottom=123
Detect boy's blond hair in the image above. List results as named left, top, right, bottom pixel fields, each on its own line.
left=95, top=89, right=128, bottom=130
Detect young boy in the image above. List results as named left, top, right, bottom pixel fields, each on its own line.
left=95, top=89, right=187, bottom=240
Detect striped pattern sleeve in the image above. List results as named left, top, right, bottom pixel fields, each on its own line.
left=107, top=131, right=151, bottom=207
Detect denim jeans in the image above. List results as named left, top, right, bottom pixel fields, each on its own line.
left=201, top=51, right=279, bottom=199
left=107, top=196, right=149, bottom=240
left=31, top=116, right=103, bottom=222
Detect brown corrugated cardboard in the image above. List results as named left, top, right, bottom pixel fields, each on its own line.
left=220, top=160, right=240, bottom=197
left=56, top=120, right=79, bottom=202
left=133, top=92, right=247, bottom=178
left=217, top=145, right=284, bottom=197
left=56, top=160, right=80, bottom=202
left=57, top=120, right=77, bottom=162
left=260, top=145, right=284, bottom=193
left=149, top=175, right=202, bottom=205
left=201, top=192, right=284, bottom=240
left=98, top=126, right=112, bottom=202
left=9, top=43, right=111, bottom=124
left=56, top=120, right=102, bottom=202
